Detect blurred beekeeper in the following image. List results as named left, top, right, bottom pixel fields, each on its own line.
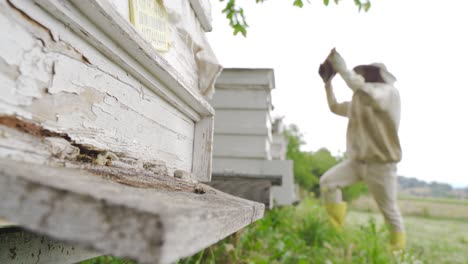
left=318, top=48, right=405, bottom=251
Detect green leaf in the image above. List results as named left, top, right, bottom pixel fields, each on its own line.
left=293, top=0, right=304, bottom=8
left=364, top=2, right=371, bottom=11
left=240, top=27, right=247, bottom=37
left=233, top=24, right=247, bottom=37
left=220, top=0, right=372, bottom=37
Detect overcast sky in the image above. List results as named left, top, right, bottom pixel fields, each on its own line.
left=207, top=0, right=468, bottom=188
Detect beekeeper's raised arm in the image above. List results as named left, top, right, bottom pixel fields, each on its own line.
left=327, top=49, right=365, bottom=91
left=324, top=80, right=349, bottom=117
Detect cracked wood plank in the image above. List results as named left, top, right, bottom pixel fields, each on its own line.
left=0, top=227, right=100, bottom=264
left=0, top=158, right=264, bottom=264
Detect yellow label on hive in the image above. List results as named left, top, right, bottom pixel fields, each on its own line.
left=129, top=0, right=170, bottom=52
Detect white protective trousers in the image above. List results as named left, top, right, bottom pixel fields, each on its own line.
left=320, top=159, right=404, bottom=232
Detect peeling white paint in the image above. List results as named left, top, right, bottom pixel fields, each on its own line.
left=43, top=136, right=80, bottom=160
left=112, top=0, right=221, bottom=98
left=0, top=1, right=200, bottom=175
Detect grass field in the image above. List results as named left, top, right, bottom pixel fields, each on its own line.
left=348, top=211, right=468, bottom=264
left=351, top=195, right=468, bottom=220
left=349, top=195, right=468, bottom=263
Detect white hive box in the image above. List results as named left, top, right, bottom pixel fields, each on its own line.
left=0, top=1, right=264, bottom=263
left=209, top=69, right=283, bottom=208
left=211, top=68, right=274, bottom=160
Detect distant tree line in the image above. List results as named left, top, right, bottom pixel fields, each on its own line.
left=398, top=176, right=468, bottom=199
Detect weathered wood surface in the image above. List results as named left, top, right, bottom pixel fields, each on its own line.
left=214, top=109, right=273, bottom=137
left=0, top=227, right=100, bottom=264
left=104, top=0, right=218, bottom=96
left=0, top=0, right=217, bottom=180
left=189, top=0, right=212, bottom=32
left=213, top=135, right=272, bottom=160
left=207, top=178, right=273, bottom=209
left=34, top=0, right=214, bottom=119
left=0, top=122, right=169, bottom=177
left=0, top=158, right=264, bottom=264
left=192, top=116, right=214, bottom=182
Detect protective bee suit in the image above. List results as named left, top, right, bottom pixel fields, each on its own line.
left=319, top=49, right=406, bottom=250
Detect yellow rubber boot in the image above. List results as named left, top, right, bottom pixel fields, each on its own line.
left=325, top=202, right=347, bottom=230
left=390, top=231, right=406, bottom=251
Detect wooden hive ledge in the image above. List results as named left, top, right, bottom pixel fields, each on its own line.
left=0, top=226, right=100, bottom=264
left=0, top=159, right=264, bottom=264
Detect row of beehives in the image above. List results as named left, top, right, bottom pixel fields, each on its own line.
left=209, top=68, right=299, bottom=209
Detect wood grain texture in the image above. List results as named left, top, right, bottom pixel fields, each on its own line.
left=0, top=158, right=264, bottom=264
left=0, top=227, right=100, bottom=264
left=192, top=116, right=214, bottom=181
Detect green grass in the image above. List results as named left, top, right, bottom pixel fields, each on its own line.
left=349, top=211, right=468, bottom=264
left=80, top=256, right=135, bottom=264
left=178, top=197, right=422, bottom=264
left=352, top=195, right=468, bottom=221
left=399, top=196, right=468, bottom=206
